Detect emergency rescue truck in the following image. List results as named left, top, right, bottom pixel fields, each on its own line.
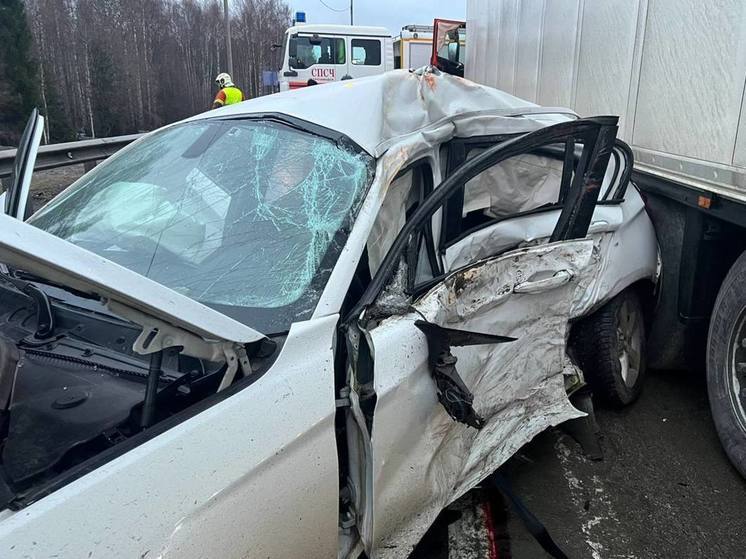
left=393, top=25, right=433, bottom=71
left=278, top=23, right=394, bottom=91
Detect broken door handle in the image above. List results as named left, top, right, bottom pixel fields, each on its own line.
left=589, top=219, right=610, bottom=232
left=513, top=270, right=572, bottom=294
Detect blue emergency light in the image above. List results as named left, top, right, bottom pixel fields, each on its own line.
left=295, top=11, right=306, bottom=23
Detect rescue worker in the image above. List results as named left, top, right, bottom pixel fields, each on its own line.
left=212, top=73, right=244, bottom=109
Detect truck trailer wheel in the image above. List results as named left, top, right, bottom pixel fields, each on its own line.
left=573, top=289, right=647, bottom=407
left=707, top=250, right=746, bottom=477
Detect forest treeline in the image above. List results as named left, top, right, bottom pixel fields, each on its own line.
left=0, top=0, right=290, bottom=145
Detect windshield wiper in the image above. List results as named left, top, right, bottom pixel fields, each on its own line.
left=9, top=268, right=97, bottom=301
left=0, top=269, right=55, bottom=339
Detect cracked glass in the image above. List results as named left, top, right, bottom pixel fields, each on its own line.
left=30, top=119, right=373, bottom=333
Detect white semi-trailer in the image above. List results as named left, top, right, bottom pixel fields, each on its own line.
left=464, top=0, right=746, bottom=476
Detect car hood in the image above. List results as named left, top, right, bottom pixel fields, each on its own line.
left=0, top=213, right=265, bottom=345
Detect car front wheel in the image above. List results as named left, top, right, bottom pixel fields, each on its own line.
left=573, top=288, right=647, bottom=407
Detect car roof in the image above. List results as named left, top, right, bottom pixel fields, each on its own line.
left=187, top=70, right=578, bottom=156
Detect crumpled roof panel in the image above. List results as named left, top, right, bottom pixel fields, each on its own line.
left=190, top=70, right=570, bottom=155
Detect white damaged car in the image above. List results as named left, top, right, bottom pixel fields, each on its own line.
left=0, top=70, right=658, bottom=558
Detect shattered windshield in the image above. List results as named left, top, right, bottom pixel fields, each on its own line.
left=30, top=119, right=372, bottom=333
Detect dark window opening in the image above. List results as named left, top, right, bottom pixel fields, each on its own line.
left=351, top=39, right=382, bottom=66
left=441, top=138, right=592, bottom=248
left=289, top=35, right=346, bottom=68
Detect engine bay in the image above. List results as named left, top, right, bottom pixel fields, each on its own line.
left=0, top=273, right=278, bottom=507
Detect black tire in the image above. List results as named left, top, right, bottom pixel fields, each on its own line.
left=707, top=250, right=746, bottom=478
left=573, top=289, right=647, bottom=407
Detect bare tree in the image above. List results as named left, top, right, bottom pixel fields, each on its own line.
left=23, top=0, right=291, bottom=140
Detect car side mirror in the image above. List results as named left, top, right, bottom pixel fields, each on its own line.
left=447, top=38, right=460, bottom=63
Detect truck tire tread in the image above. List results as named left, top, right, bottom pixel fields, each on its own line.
left=707, top=250, right=746, bottom=477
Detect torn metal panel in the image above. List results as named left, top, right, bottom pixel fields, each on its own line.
left=343, top=320, right=377, bottom=552
left=367, top=261, right=411, bottom=319
left=414, top=320, right=516, bottom=429
left=365, top=240, right=598, bottom=557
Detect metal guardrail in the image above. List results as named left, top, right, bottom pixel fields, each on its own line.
left=0, top=134, right=143, bottom=180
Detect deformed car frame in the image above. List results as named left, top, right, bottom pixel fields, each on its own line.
left=336, top=114, right=637, bottom=555
left=0, top=69, right=658, bottom=558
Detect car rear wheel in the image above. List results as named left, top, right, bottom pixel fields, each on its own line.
left=707, top=250, right=746, bottom=477
left=573, top=289, right=647, bottom=407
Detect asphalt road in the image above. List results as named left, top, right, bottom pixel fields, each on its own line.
left=415, top=369, right=746, bottom=558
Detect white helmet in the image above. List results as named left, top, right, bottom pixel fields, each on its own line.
left=215, top=72, right=234, bottom=88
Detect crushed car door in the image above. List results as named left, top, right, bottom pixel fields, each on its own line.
left=344, top=117, right=619, bottom=556
left=2, top=108, right=44, bottom=220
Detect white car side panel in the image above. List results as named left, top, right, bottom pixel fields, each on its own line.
left=572, top=190, right=659, bottom=317
left=0, top=316, right=340, bottom=559
left=444, top=189, right=656, bottom=313
left=368, top=240, right=600, bottom=556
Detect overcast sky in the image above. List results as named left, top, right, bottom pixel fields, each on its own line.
left=288, top=0, right=466, bottom=35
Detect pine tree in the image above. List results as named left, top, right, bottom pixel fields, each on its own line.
left=0, top=0, right=41, bottom=144
left=90, top=44, right=120, bottom=137
left=44, top=77, right=75, bottom=142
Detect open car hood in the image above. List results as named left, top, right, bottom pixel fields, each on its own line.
left=0, top=213, right=265, bottom=345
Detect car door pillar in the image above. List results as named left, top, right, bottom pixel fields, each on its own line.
left=550, top=116, right=619, bottom=242
left=4, top=109, right=45, bottom=221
